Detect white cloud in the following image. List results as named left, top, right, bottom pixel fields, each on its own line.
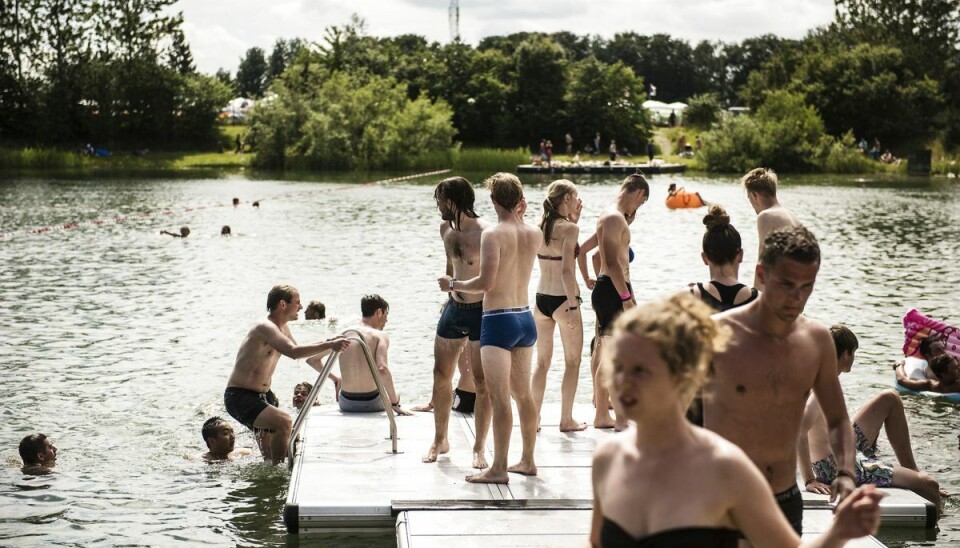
left=174, top=0, right=835, bottom=74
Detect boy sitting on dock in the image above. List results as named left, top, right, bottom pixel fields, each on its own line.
left=799, top=325, right=942, bottom=514
left=312, top=295, right=411, bottom=416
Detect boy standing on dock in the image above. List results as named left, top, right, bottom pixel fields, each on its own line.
left=439, top=173, right=541, bottom=484
left=703, top=227, right=856, bottom=535
left=224, top=285, right=350, bottom=464
left=423, top=177, right=492, bottom=469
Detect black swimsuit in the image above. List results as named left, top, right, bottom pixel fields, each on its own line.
left=691, top=281, right=758, bottom=312
left=536, top=243, right=581, bottom=317
left=601, top=519, right=739, bottom=547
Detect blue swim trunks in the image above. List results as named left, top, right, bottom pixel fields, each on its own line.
left=480, top=306, right=537, bottom=350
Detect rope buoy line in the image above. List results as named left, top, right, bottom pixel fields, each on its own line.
left=0, top=169, right=451, bottom=240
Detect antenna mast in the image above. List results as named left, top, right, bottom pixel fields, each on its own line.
left=449, top=0, right=460, bottom=42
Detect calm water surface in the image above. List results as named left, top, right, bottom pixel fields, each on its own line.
left=1, top=171, right=958, bottom=546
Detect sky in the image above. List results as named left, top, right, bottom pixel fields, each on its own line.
left=176, top=0, right=837, bottom=75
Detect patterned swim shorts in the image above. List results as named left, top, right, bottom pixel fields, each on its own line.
left=811, top=453, right=894, bottom=488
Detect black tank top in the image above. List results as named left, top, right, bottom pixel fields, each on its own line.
left=692, top=281, right=758, bottom=312
left=601, top=518, right=739, bottom=547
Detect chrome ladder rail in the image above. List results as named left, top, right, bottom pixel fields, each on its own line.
left=287, top=330, right=399, bottom=469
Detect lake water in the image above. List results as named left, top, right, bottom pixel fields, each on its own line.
left=1, top=170, right=958, bottom=546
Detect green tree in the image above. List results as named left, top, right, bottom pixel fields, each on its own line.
left=684, top=93, right=722, bottom=128
left=236, top=47, right=267, bottom=97
left=565, top=56, right=650, bottom=153
left=513, top=36, right=568, bottom=147
left=167, top=28, right=194, bottom=75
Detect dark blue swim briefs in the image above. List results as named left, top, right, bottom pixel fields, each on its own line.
left=479, top=306, right=537, bottom=349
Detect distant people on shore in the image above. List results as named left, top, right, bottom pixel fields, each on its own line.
left=161, top=226, right=190, bottom=238
left=201, top=417, right=251, bottom=461
left=316, top=295, right=411, bottom=416
left=224, top=285, right=350, bottom=464
left=800, top=325, right=942, bottom=513
left=741, top=167, right=802, bottom=290
left=645, top=140, right=655, bottom=163
left=608, top=140, right=617, bottom=162
left=593, top=132, right=601, bottom=156
left=531, top=179, right=586, bottom=432
left=304, top=301, right=326, bottom=320
left=590, top=294, right=884, bottom=547
left=565, top=132, right=573, bottom=155
left=19, top=433, right=58, bottom=471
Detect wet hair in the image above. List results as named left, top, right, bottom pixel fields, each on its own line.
left=830, top=324, right=859, bottom=359
left=759, top=226, right=820, bottom=268
left=295, top=381, right=314, bottom=393
left=485, top=172, right=523, bottom=211
left=540, top=179, right=576, bottom=244
left=266, top=285, right=297, bottom=312
left=434, top=176, right=478, bottom=231
left=305, top=301, right=326, bottom=320
left=918, top=333, right=943, bottom=359
left=701, top=205, right=742, bottom=265
left=202, top=417, right=227, bottom=447
left=741, top=167, right=778, bottom=197
left=603, top=292, right=729, bottom=401
left=361, top=294, right=389, bottom=317
left=19, top=433, right=47, bottom=465
left=929, top=354, right=956, bottom=378
left=221, top=225, right=231, bottom=235
left=179, top=226, right=190, bottom=237
left=620, top=173, right=649, bottom=196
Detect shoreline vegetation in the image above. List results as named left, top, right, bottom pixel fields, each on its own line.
left=3, top=126, right=957, bottom=178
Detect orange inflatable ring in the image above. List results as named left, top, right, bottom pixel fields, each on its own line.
left=665, top=189, right=705, bottom=209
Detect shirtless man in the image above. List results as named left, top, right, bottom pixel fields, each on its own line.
left=741, top=168, right=801, bottom=290
left=592, top=174, right=649, bottom=430
left=423, top=177, right=491, bottom=467
left=439, top=172, right=540, bottom=484
left=224, top=285, right=350, bottom=464
left=18, top=433, right=57, bottom=471
left=800, top=325, right=942, bottom=511
left=703, top=226, right=855, bottom=535
left=201, top=417, right=252, bottom=461
left=315, top=294, right=412, bottom=416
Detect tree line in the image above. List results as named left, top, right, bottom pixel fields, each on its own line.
left=0, top=0, right=231, bottom=149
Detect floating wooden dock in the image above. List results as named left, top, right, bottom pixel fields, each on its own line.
left=516, top=162, right=686, bottom=175
left=286, top=403, right=932, bottom=545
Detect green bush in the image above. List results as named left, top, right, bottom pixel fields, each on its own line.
left=821, top=131, right=877, bottom=173
left=684, top=93, right=722, bottom=129
left=0, top=148, right=90, bottom=169
left=250, top=68, right=456, bottom=170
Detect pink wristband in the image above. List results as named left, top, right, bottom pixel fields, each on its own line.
left=619, top=291, right=632, bottom=300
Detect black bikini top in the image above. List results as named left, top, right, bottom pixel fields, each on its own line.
left=691, top=281, right=758, bottom=312
left=538, top=243, right=581, bottom=261
left=601, top=518, right=740, bottom=547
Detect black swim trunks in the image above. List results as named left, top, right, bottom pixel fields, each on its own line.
left=452, top=387, right=476, bottom=413
left=775, top=485, right=803, bottom=535
left=224, top=386, right=279, bottom=430
left=436, top=297, right=483, bottom=341
left=592, top=275, right=633, bottom=336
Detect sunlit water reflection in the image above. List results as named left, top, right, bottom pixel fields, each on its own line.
left=0, top=171, right=957, bottom=546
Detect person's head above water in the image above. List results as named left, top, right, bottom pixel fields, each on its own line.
left=540, top=179, right=578, bottom=243
left=919, top=333, right=946, bottom=361
left=293, top=382, right=314, bottom=409
left=701, top=205, right=742, bottom=266
left=179, top=226, right=190, bottom=238
left=221, top=225, right=231, bottom=236
left=484, top=172, right=524, bottom=211
left=232, top=198, right=239, bottom=207
left=830, top=324, right=859, bottom=373
left=202, top=417, right=236, bottom=459
left=19, top=433, right=57, bottom=467
left=304, top=300, right=326, bottom=320
left=266, top=285, right=301, bottom=321
left=603, top=293, right=728, bottom=408
left=361, top=294, right=389, bottom=328
left=434, top=176, right=478, bottom=231
left=929, top=354, right=959, bottom=384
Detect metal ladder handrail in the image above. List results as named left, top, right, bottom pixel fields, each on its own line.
left=287, top=330, right=399, bottom=469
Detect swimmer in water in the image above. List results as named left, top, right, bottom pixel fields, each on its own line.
left=201, top=417, right=252, bottom=461
left=161, top=226, right=190, bottom=238
left=18, top=433, right=58, bottom=472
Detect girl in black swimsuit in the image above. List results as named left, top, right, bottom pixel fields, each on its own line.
left=590, top=293, right=884, bottom=548
left=530, top=179, right=587, bottom=433
left=688, top=205, right=758, bottom=312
